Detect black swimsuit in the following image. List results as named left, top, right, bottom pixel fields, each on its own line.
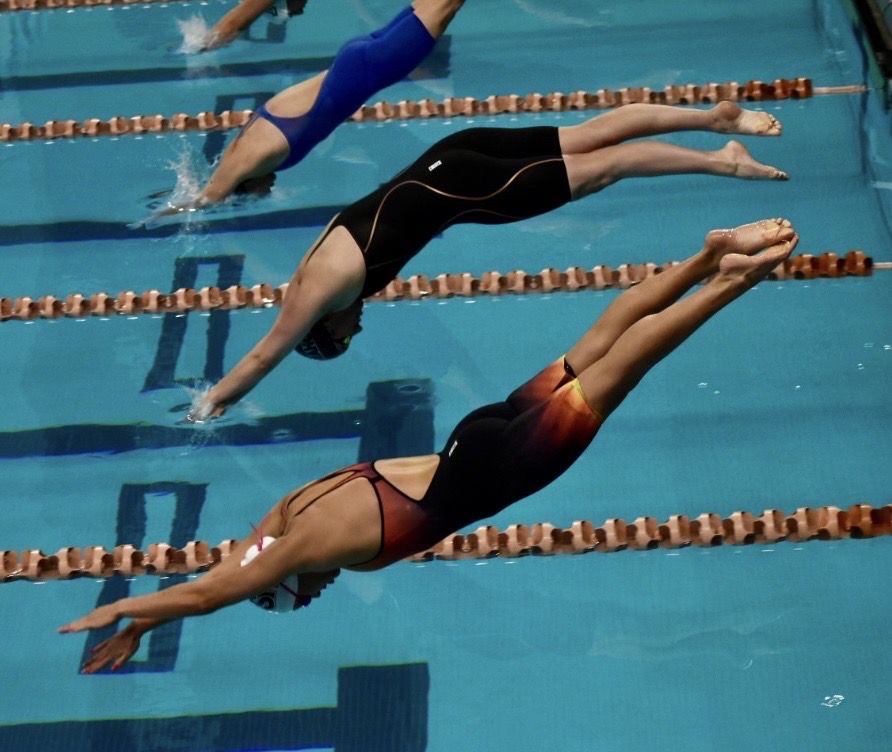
left=322, top=126, right=572, bottom=298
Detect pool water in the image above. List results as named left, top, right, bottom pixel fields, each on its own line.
left=1, top=1, right=891, bottom=750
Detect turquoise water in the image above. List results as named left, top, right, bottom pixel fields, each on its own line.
left=1, top=1, right=891, bottom=750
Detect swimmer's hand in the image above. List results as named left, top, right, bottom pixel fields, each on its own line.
left=184, top=384, right=227, bottom=423
left=200, top=0, right=277, bottom=50
left=129, top=198, right=208, bottom=230
left=58, top=603, right=121, bottom=635
left=186, top=402, right=226, bottom=424
left=200, top=24, right=238, bottom=51
left=76, top=622, right=146, bottom=674
left=127, top=203, right=181, bottom=230
left=176, top=15, right=224, bottom=55
left=185, top=410, right=224, bottom=424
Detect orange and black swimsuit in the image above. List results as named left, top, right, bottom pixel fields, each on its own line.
left=289, top=358, right=603, bottom=570
left=322, top=126, right=572, bottom=298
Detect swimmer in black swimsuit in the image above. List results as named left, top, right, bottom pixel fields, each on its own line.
left=61, top=219, right=798, bottom=669
left=163, top=0, right=463, bottom=212
left=192, top=100, right=786, bottom=420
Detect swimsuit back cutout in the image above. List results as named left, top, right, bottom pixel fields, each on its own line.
left=287, top=462, right=445, bottom=571
left=252, top=6, right=434, bottom=171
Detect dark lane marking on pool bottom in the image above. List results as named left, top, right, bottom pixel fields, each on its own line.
left=0, top=663, right=429, bottom=752
left=142, top=255, right=245, bottom=391
left=79, top=482, right=207, bottom=675
left=0, top=379, right=434, bottom=458
left=0, top=205, right=343, bottom=246
left=0, top=36, right=451, bottom=93
left=0, top=410, right=360, bottom=457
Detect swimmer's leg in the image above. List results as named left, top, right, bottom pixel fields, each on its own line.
left=573, top=231, right=798, bottom=420
left=368, top=4, right=418, bottom=38
left=564, top=219, right=794, bottom=374
left=559, top=101, right=782, bottom=154
left=410, top=0, right=465, bottom=39
left=563, top=138, right=787, bottom=199
left=509, top=218, right=792, bottom=412
left=310, top=1, right=459, bottom=121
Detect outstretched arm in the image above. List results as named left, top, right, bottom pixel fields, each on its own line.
left=206, top=0, right=278, bottom=50
left=146, top=123, right=285, bottom=224
left=72, top=568, right=338, bottom=673
left=196, top=140, right=260, bottom=206
left=195, top=231, right=364, bottom=419
left=59, top=505, right=292, bottom=634
left=60, top=500, right=341, bottom=672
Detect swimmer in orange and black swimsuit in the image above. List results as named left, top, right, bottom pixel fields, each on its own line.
left=192, top=100, right=786, bottom=421
left=61, top=219, right=799, bottom=670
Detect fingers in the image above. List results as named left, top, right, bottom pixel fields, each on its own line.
left=186, top=398, right=225, bottom=424
left=58, top=605, right=120, bottom=634
left=82, top=656, right=120, bottom=674
left=90, top=638, right=112, bottom=654
left=82, top=640, right=138, bottom=674
left=82, top=644, right=111, bottom=674
left=82, top=655, right=108, bottom=674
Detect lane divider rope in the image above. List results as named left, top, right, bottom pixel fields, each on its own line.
left=0, top=78, right=865, bottom=143
left=0, top=251, right=874, bottom=323
left=3, top=502, right=890, bottom=582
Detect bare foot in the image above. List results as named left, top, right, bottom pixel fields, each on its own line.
left=717, top=140, right=788, bottom=180
left=711, top=100, right=782, bottom=136
left=718, top=233, right=799, bottom=283
left=703, top=218, right=795, bottom=267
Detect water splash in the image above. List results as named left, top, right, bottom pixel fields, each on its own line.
left=176, top=15, right=218, bottom=56
left=168, top=146, right=205, bottom=204
left=170, top=383, right=223, bottom=456
left=130, top=145, right=208, bottom=229
left=186, top=383, right=216, bottom=423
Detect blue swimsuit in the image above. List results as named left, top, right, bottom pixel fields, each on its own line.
left=251, top=5, right=436, bottom=171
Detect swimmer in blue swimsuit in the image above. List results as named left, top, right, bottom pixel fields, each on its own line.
left=178, top=0, right=465, bottom=209
left=190, top=100, right=785, bottom=421
left=62, top=219, right=799, bottom=669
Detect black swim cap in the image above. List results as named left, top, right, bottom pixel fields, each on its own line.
left=294, top=321, right=353, bottom=360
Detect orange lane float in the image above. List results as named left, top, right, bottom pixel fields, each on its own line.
left=0, top=78, right=837, bottom=142
left=3, top=502, right=889, bottom=581
left=0, top=251, right=874, bottom=323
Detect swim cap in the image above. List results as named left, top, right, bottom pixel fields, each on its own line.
left=241, top=536, right=308, bottom=613
left=241, top=536, right=277, bottom=566
left=294, top=321, right=353, bottom=360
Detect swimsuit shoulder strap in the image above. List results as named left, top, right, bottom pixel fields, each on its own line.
left=287, top=462, right=374, bottom=515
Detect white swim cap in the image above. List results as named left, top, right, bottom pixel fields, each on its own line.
left=241, top=536, right=277, bottom=566
left=241, top=536, right=303, bottom=613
